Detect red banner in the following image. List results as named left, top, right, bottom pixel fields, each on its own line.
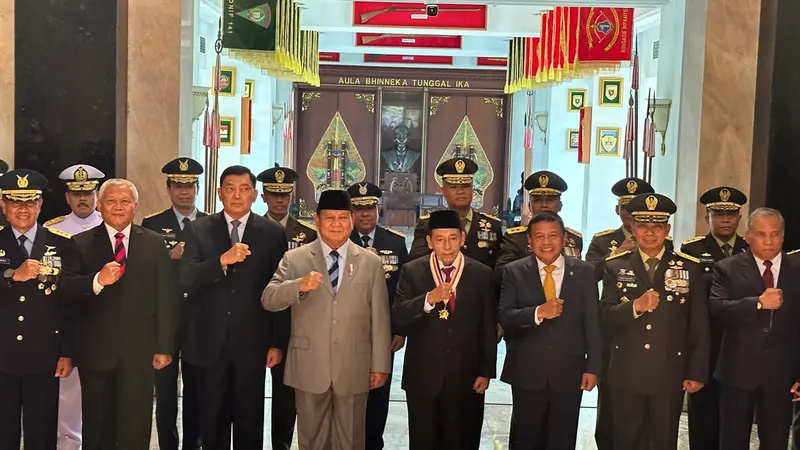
left=577, top=7, right=634, bottom=63
left=353, top=2, right=487, bottom=29
left=319, top=52, right=340, bottom=62
left=356, top=33, right=462, bottom=49
left=477, top=57, right=507, bottom=67
left=363, top=54, right=453, bottom=64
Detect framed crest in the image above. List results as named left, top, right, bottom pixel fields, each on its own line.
left=599, top=77, right=624, bottom=107
left=566, top=128, right=579, bottom=152
left=568, top=89, right=587, bottom=112
left=220, top=117, right=235, bottom=146
left=213, top=66, right=236, bottom=97
left=596, top=127, right=621, bottom=156
left=244, top=79, right=255, bottom=99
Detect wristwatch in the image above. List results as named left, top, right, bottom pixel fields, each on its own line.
left=3, top=269, right=14, bottom=280
left=757, top=301, right=763, bottom=310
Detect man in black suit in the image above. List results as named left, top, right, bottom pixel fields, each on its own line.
left=0, top=169, right=74, bottom=450
left=680, top=186, right=748, bottom=450
left=601, top=193, right=709, bottom=450
left=255, top=165, right=316, bottom=450
left=141, top=157, right=206, bottom=450
left=393, top=210, right=497, bottom=450
left=181, top=165, right=288, bottom=450
left=59, top=178, right=177, bottom=450
left=710, top=207, right=800, bottom=450
left=347, top=181, right=409, bottom=450
left=499, top=211, right=601, bottom=450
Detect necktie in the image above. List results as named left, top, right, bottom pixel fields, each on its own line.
left=230, top=220, right=241, bottom=245
left=181, top=217, right=191, bottom=231
left=114, top=232, right=127, bottom=276
left=646, top=257, right=659, bottom=282
left=329, top=250, right=340, bottom=292
left=18, top=235, right=29, bottom=260
left=543, top=265, right=557, bottom=300
left=762, top=260, right=774, bottom=288
left=442, top=266, right=456, bottom=311
left=361, top=235, right=370, bottom=248
left=461, top=217, right=470, bottom=234
left=721, top=243, right=732, bottom=258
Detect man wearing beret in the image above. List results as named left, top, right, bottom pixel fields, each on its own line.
left=263, top=189, right=392, bottom=450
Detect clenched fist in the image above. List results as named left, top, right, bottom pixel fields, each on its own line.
left=97, top=262, right=122, bottom=286
left=634, top=289, right=660, bottom=313
left=759, top=288, right=783, bottom=310
left=169, top=242, right=185, bottom=260
left=12, top=259, right=42, bottom=282
left=537, top=298, right=564, bottom=321
left=299, top=271, right=324, bottom=293
left=427, top=282, right=453, bottom=305
left=220, top=243, right=251, bottom=266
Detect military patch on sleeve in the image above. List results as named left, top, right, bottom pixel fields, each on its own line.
left=386, top=227, right=406, bottom=238
left=48, top=228, right=72, bottom=239
left=297, top=219, right=317, bottom=231
left=666, top=235, right=673, bottom=241
left=507, top=226, right=528, bottom=235
left=675, top=251, right=700, bottom=264
left=566, top=227, right=582, bottom=238
left=681, top=236, right=705, bottom=245
left=593, top=228, right=616, bottom=238
left=43, top=215, right=66, bottom=227
left=144, top=209, right=167, bottom=219
left=606, top=250, right=631, bottom=261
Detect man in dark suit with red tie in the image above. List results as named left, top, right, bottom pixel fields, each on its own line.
left=710, top=207, right=800, bottom=450
left=498, top=211, right=601, bottom=449
left=60, top=178, right=177, bottom=450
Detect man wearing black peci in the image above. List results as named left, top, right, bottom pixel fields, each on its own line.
left=393, top=209, right=497, bottom=450
left=141, top=157, right=207, bottom=450
left=180, top=165, right=288, bottom=450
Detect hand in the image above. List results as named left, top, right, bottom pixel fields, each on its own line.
left=537, top=298, right=564, bottom=321
left=427, top=282, right=453, bottom=305
left=473, top=376, right=490, bottom=394
left=97, top=262, right=122, bottom=286
left=790, top=382, right=800, bottom=402
left=759, top=288, right=783, bottom=310
left=367, top=247, right=378, bottom=254
left=391, top=335, right=405, bottom=352
left=12, top=259, right=41, bottom=282
left=220, top=243, right=251, bottom=266
left=616, top=236, right=637, bottom=253
left=266, top=348, right=283, bottom=368
left=169, top=242, right=185, bottom=260
left=55, top=358, right=73, bottom=378
left=581, top=373, right=598, bottom=391
left=683, top=380, right=704, bottom=393
left=634, top=289, right=660, bottom=313
left=152, top=354, right=172, bottom=370
left=370, top=372, right=389, bottom=390
left=299, top=272, right=324, bottom=293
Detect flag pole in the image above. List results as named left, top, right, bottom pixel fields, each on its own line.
left=205, top=19, right=223, bottom=214
left=632, top=38, right=640, bottom=178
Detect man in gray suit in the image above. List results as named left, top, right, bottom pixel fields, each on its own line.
left=263, top=189, right=392, bottom=450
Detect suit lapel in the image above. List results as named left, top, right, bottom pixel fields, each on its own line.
left=704, top=234, right=725, bottom=261
left=525, top=256, right=546, bottom=305
left=241, top=213, right=260, bottom=246
left=29, top=226, right=48, bottom=260
left=93, top=224, right=114, bottom=260
left=734, top=235, right=749, bottom=253
left=631, top=252, right=653, bottom=290
left=338, top=243, right=361, bottom=298
left=740, top=250, right=760, bottom=288
left=561, top=257, right=577, bottom=302
left=0, top=227, right=25, bottom=263
left=777, top=251, right=791, bottom=291
left=309, top=240, right=334, bottom=296
left=213, top=213, right=232, bottom=255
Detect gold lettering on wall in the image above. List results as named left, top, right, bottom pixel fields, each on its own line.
left=335, top=77, right=471, bottom=89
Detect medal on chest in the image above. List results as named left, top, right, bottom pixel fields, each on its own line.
left=429, top=252, right=465, bottom=320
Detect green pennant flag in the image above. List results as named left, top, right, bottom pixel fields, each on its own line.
left=223, top=0, right=277, bottom=51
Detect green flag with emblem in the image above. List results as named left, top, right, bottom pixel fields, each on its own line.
left=223, top=0, right=277, bottom=51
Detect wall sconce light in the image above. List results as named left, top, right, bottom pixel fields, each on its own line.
left=272, top=104, right=284, bottom=136
left=191, top=86, right=211, bottom=122
left=652, top=99, right=672, bottom=156
left=534, top=112, right=548, bottom=145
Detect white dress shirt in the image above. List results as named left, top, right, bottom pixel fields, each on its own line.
left=358, top=228, right=377, bottom=247
left=173, top=207, right=198, bottom=230
left=534, top=255, right=565, bottom=325
left=319, top=239, right=351, bottom=292
left=92, top=223, right=132, bottom=294
left=423, top=257, right=461, bottom=313
left=224, top=211, right=250, bottom=238
left=754, top=252, right=782, bottom=286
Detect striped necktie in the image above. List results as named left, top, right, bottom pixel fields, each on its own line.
left=329, top=250, right=340, bottom=292
left=114, top=232, right=127, bottom=276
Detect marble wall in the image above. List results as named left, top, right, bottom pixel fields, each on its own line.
left=0, top=0, right=12, bottom=167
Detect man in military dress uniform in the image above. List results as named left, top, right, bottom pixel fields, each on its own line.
left=679, top=186, right=748, bottom=450
left=0, top=169, right=75, bottom=450
left=495, top=171, right=582, bottom=275
left=347, top=182, right=408, bottom=450
left=583, top=176, right=653, bottom=450
left=0, top=158, right=8, bottom=226
left=601, top=193, right=709, bottom=450
left=141, top=158, right=206, bottom=450
left=44, top=164, right=105, bottom=450
left=256, top=165, right=316, bottom=450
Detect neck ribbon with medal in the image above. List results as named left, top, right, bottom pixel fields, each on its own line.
left=429, top=251, right=465, bottom=320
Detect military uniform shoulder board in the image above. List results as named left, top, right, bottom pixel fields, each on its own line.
left=48, top=228, right=72, bottom=239
left=593, top=228, right=616, bottom=238
left=44, top=215, right=66, bottom=227
left=675, top=251, right=700, bottom=264
left=419, top=214, right=430, bottom=220
left=666, top=235, right=673, bottom=241
left=787, top=249, right=800, bottom=255
left=386, top=227, right=406, bottom=238
left=682, top=235, right=705, bottom=245
left=480, top=212, right=501, bottom=222
left=566, top=227, right=582, bottom=238
left=507, top=226, right=528, bottom=234
left=606, top=250, right=631, bottom=261
left=144, top=208, right=168, bottom=219
left=297, top=219, right=317, bottom=231
left=0, top=225, right=4, bottom=232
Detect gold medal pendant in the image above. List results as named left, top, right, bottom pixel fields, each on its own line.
left=439, top=309, right=449, bottom=320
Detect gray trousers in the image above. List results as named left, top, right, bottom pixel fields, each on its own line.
left=295, top=387, right=368, bottom=450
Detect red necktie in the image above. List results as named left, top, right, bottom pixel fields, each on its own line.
left=114, top=232, right=127, bottom=276
left=442, top=266, right=456, bottom=311
left=762, top=260, right=774, bottom=289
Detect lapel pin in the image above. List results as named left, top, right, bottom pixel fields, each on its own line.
left=348, top=263, right=354, bottom=275
left=569, top=271, right=574, bottom=276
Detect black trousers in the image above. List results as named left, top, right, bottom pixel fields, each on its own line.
left=406, top=390, right=478, bottom=450
left=270, top=358, right=295, bottom=450
left=610, top=388, right=683, bottom=450
left=0, top=372, right=59, bottom=450
left=80, top=367, right=155, bottom=450
left=510, top=385, right=583, bottom=450
left=201, top=360, right=266, bottom=450
left=155, top=357, right=202, bottom=450
left=469, top=393, right=485, bottom=449
left=365, top=373, right=392, bottom=450
left=719, top=383, right=792, bottom=450
left=594, top=381, right=614, bottom=450
left=791, top=402, right=800, bottom=450
left=687, top=378, right=719, bottom=450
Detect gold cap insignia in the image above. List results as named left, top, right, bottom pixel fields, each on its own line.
left=359, top=183, right=368, bottom=195
left=16, top=174, right=28, bottom=188
left=626, top=180, right=638, bottom=194
left=74, top=167, right=89, bottom=182
left=275, top=169, right=285, bottom=183
left=720, top=188, right=731, bottom=202
left=645, top=195, right=658, bottom=211
left=539, top=174, right=549, bottom=188
left=455, top=159, right=466, bottom=174
left=179, top=159, right=189, bottom=172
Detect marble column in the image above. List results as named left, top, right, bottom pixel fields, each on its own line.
left=0, top=0, right=12, bottom=166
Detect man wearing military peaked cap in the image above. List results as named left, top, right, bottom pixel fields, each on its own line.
left=258, top=166, right=299, bottom=194
left=601, top=192, right=709, bottom=450
left=0, top=168, right=75, bottom=450
left=162, top=157, right=204, bottom=184
left=680, top=185, right=749, bottom=450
